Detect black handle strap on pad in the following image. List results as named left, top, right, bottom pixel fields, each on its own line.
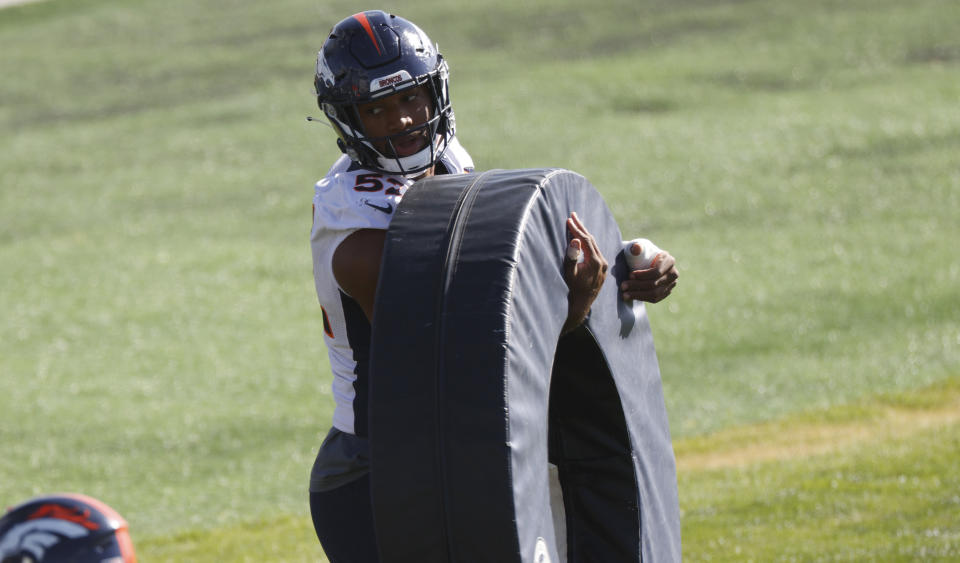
left=369, top=169, right=681, bottom=563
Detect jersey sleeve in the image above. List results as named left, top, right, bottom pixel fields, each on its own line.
left=312, top=170, right=396, bottom=234
left=310, top=158, right=407, bottom=301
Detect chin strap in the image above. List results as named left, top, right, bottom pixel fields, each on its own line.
left=336, top=138, right=362, bottom=163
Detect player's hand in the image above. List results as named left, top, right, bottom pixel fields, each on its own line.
left=562, top=212, right=608, bottom=333
left=621, top=249, right=678, bottom=303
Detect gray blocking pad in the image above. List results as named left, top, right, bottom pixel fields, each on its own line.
left=368, top=169, right=680, bottom=563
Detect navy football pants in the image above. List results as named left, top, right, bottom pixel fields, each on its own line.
left=310, top=475, right=380, bottom=563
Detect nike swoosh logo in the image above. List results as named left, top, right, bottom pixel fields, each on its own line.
left=365, top=201, right=393, bottom=214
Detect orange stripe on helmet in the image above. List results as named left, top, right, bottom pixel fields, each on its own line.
left=59, top=493, right=126, bottom=527
left=27, top=504, right=99, bottom=530
left=352, top=12, right=382, bottom=55
left=59, top=493, right=138, bottom=563
left=115, top=528, right=138, bottom=563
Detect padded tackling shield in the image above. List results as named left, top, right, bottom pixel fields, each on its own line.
left=369, top=169, right=680, bottom=562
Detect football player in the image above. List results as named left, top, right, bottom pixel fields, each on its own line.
left=307, top=10, right=678, bottom=561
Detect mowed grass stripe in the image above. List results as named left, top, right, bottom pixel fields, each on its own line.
left=675, top=377, right=960, bottom=472
left=680, top=408, right=960, bottom=560
left=136, top=513, right=325, bottom=563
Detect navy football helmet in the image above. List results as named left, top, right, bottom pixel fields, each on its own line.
left=315, top=10, right=455, bottom=176
left=0, top=494, right=136, bottom=563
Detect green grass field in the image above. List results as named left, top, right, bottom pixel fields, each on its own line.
left=2, top=0, right=958, bottom=560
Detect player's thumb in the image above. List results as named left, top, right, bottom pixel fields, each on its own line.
left=564, top=238, right=582, bottom=278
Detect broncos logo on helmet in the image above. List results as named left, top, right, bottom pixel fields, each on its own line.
left=0, top=494, right=136, bottom=563
left=0, top=516, right=93, bottom=562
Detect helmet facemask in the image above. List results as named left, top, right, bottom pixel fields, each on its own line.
left=321, top=59, right=454, bottom=177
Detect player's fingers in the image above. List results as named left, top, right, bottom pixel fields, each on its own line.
left=574, top=213, right=609, bottom=274
left=622, top=280, right=677, bottom=302
left=566, top=212, right=587, bottom=238
left=658, top=266, right=679, bottom=286
left=629, top=259, right=678, bottom=282
left=564, top=238, right=581, bottom=279
left=596, top=249, right=609, bottom=275
left=567, top=213, right=596, bottom=251
left=629, top=266, right=661, bottom=281
left=567, top=212, right=608, bottom=280
left=635, top=267, right=679, bottom=289
left=566, top=213, right=595, bottom=264
left=565, top=215, right=590, bottom=261
left=575, top=213, right=603, bottom=261
left=621, top=279, right=651, bottom=293
left=654, top=252, right=676, bottom=274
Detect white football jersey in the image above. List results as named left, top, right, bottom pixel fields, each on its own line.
left=310, top=137, right=474, bottom=436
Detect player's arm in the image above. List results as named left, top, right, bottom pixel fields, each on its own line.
left=620, top=243, right=678, bottom=303
left=332, top=228, right=387, bottom=321
left=562, top=212, right=608, bottom=334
